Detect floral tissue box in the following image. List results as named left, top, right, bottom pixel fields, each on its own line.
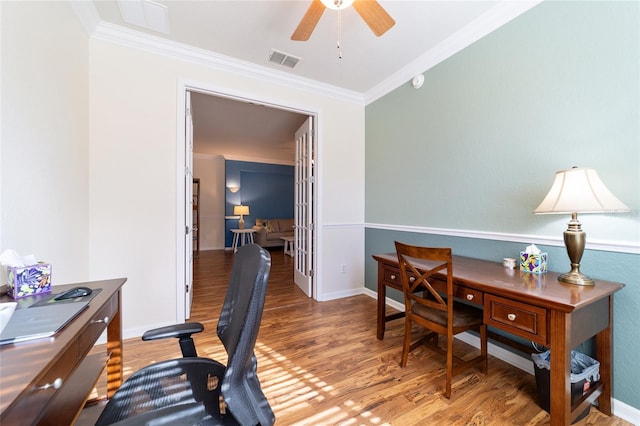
left=520, top=252, right=548, bottom=274
left=7, top=263, right=52, bottom=299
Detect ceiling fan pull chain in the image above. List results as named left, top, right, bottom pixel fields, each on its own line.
left=337, top=9, right=343, bottom=59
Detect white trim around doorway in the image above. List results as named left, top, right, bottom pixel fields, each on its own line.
left=175, top=78, right=323, bottom=322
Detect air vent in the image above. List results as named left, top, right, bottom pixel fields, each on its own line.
left=268, top=49, right=302, bottom=69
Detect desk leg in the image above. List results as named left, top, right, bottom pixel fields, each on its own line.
left=596, top=296, right=613, bottom=415
left=106, top=290, right=123, bottom=398
left=549, top=310, right=572, bottom=426
left=377, top=261, right=386, bottom=340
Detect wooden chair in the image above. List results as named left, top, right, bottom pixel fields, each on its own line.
left=395, top=241, right=487, bottom=398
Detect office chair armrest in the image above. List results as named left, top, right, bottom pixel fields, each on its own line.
left=142, top=322, right=204, bottom=357
left=142, top=322, right=204, bottom=341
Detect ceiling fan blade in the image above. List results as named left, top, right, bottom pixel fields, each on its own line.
left=291, top=0, right=326, bottom=41
left=352, top=0, right=395, bottom=37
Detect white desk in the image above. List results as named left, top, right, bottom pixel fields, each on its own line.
left=231, top=228, right=256, bottom=253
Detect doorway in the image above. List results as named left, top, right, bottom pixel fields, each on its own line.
left=176, top=81, right=319, bottom=321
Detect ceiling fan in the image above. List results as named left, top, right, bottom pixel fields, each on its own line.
left=291, top=0, right=396, bottom=41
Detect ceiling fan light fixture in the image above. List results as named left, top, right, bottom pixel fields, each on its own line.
left=320, top=0, right=355, bottom=10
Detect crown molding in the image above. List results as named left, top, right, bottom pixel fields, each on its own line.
left=222, top=155, right=294, bottom=167
left=364, top=0, right=543, bottom=105
left=72, top=1, right=541, bottom=107
left=193, top=153, right=224, bottom=161
left=193, top=152, right=294, bottom=166
left=70, top=2, right=364, bottom=106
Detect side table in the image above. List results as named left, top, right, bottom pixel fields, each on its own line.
left=231, top=228, right=256, bottom=253
left=281, top=236, right=294, bottom=257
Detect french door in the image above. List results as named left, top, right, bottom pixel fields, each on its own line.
left=294, top=117, right=314, bottom=297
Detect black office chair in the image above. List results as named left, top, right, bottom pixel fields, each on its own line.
left=95, top=244, right=275, bottom=426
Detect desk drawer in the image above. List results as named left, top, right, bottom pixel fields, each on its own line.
left=77, top=294, right=117, bottom=353
left=382, top=265, right=403, bottom=291
left=456, top=287, right=483, bottom=306
left=383, top=264, right=482, bottom=306
left=484, top=294, right=548, bottom=345
left=383, top=266, right=442, bottom=293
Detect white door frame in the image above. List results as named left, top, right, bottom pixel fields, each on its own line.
left=184, top=91, right=194, bottom=319
left=175, top=79, right=322, bottom=322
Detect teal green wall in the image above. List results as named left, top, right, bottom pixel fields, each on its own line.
left=365, top=1, right=639, bottom=411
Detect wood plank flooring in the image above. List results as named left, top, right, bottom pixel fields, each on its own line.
left=88, top=248, right=631, bottom=425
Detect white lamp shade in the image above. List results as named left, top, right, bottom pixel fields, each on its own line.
left=233, top=205, right=250, bottom=216
left=534, top=167, right=629, bottom=214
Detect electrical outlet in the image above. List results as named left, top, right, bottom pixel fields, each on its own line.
left=340, top=264, right=346, bottom=273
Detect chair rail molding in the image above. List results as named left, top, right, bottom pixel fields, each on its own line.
left=365, top=222, right=640, bottom=255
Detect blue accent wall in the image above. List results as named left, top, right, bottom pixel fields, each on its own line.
left=364, top=1, right=639, bottom=410
left=225, top=160, right=294, bottom=247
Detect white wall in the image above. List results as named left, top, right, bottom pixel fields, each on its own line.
left=1, top=1, right=366, bottom=337
left=1, top=2, right=90, bottom=285
left=193, top=154, right=225, bottom=250
left=88, top=40, right=366, bottom=337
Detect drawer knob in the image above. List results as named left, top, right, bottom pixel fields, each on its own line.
left=38, top=377, right=63, bottom=391
left=466, top=294, right=474, bottom=301
left=92, top=316, right=110, bottom=324
left=390, top=274, right=396, bottom=280
left=507, top=313, right=517, bottom=321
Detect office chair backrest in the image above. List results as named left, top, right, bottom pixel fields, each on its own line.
left=219, top=243, right=274, bottom=425
left=94, top=244, right=274, bottom=426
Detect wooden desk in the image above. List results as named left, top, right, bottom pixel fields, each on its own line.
left=0, top=278, right=126, bottom=425
left=372, top=253, right=624, bottom=426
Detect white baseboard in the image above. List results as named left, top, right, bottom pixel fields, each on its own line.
left=612, top=400, right=640, bottom=425
left=318, top=287, right=365, bottom=302
left=361, top=288, right=640, bottom=424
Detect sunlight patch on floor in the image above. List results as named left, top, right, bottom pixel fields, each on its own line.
left=255, top=341, right=391, bottom=425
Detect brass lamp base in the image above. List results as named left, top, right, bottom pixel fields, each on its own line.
left=559, top=212, right=595, bottom=286
left=558, top=270, right=595, bottom=286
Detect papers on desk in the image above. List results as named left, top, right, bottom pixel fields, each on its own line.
left=0, top=301, right=89, bottom=345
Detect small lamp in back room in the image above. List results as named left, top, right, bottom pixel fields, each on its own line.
left=233, top=205, right=250, bottom=229
left=534, top=167, right=629, bottom=285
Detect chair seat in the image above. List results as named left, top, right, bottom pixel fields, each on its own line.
left=412, top=300, right=483, bottom=328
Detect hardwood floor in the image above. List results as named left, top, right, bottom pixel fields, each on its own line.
left=89, top=248, right=631, bottom=425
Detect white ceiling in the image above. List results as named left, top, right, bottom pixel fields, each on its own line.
left=189, top=92, right=309, bottom=162
left=75, top=0, right=540, bottom=162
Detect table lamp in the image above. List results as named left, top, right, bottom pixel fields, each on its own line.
left=233, top=205, right=250, bottom=229
left=534, top=167, right=629, bottom=285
